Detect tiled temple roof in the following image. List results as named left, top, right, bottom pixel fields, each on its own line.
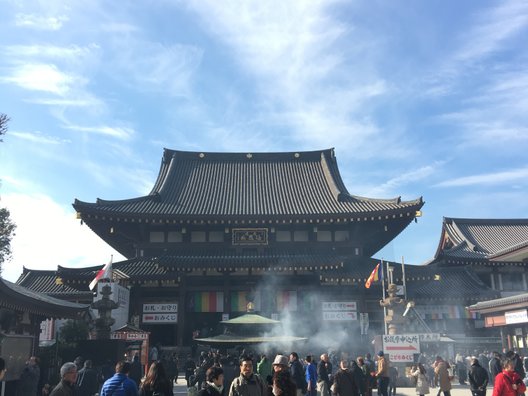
left=434, top=217, right=528, bottom=262
left=0, top=277, right=89, bottom=318
left=469, top=292, right=528, bottom=312
left=74, top=148, right=423, bottom=221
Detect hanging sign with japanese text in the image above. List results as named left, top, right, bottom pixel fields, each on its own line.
left=382, top=334, right=420, bottom=362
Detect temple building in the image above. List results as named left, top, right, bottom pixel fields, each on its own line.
left=430, top=217, right=528, bottom=297
left=16, top=148, right=513, bottom=351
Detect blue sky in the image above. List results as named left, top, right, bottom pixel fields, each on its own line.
left=0, top=0, right=527, bottom=282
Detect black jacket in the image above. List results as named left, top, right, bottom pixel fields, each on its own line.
left=290, top=360, right=307, bottom=392
left=468, top=363, right=489, bottom=391
left=198, top=384, right=225, bottom=396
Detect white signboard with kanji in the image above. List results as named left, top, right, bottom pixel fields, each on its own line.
left=143, top=303, right=178, bottom=313
left=142, top=313, right=178, bottom=324
left=323, top=311, right=357, bottom=321
left=382, top=334, right=420, bottom=362
left=322, top=302, right=357, bottom=311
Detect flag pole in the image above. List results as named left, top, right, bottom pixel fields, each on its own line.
left=402, top=256, right=407, bottom=300
left=381, top=258, right=388, bottom=335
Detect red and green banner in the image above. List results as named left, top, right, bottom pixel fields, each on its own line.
left=188, top=292, right=224, bottom=312
left=230, top=291, right=261, bottom=312
left=230, top=291, right=248, bottom=312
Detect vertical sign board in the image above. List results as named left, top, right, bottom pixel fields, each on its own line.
left=382, top=334, right=420, bottom=363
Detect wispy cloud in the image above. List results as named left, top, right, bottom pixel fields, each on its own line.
left=359, top=163, right=443, bottom=198
left=110, top=41, right=203, bottom=97
left=4, top=44, right=98, bottom=60
left=10, top=131, right=70, bottom=145
left=63, top=124, right=135, bottom=140
left=0, top=63, right=79, bottom=95
left=435, top=167, right=528, bottom=188
left=26, top=97, right=104, bottom=108
left=187, top=0, right=389, bottom=153
left=424, top=0, right=528, bottom=96
left=14, top=13, right=69, bottom=30
left=454, top=1, right=528, bottom=63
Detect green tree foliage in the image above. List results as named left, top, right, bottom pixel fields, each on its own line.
left=0, top=208, right=16, bottom=271
left=58, top=319, right=89, bottom=344
left=0, top=113, right=9, bottom=140
left=0, top=113, right=16, bottom=274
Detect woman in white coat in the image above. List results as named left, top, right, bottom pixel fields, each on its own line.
left=410, top=363, right=430, bottom=396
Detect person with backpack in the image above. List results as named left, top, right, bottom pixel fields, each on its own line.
left=100, top=361, right=139, bottom=396
left=492, top=358, right=526, bottom=396
left=139, top=360, right=174, bottom=396
left=228, top=355, right=267, bottom=396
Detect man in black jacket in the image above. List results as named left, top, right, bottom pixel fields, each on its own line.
left=317, top=354, right=332, bottom=396
left=290, top=352, right=307, bottom=396
left=468, top=358, right=489, bottom=396
left=488, top=352, right=501, bottom=385
left=77, top=360, right=99, bottom=396
left=332, top=360, right=358, bottom=396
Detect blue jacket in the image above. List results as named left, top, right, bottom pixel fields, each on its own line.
left=101, top=373, right=139, bottom=396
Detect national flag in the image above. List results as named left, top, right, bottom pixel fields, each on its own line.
left=89, top=256, right=113, bottom=290
left=365, top=263, right=381, bottom=289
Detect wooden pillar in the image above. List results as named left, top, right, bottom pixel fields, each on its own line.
left=177, top=276, right=186, bottom=347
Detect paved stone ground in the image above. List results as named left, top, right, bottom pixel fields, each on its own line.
left=172, top=378, right=481, bottom=396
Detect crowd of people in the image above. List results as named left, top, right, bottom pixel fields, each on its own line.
left=1, top=348, right=527, bottom=396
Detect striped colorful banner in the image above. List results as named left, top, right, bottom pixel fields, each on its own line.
left=276, top=291, right=297, bottom=311
left=231, top=291, right=248, bottom=312
left=188, top=292, right=224, bottom=312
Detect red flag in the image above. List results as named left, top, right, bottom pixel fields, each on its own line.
left=89, top=256, right=113, bottom=290
left=365, top=263, right=380, bottom=289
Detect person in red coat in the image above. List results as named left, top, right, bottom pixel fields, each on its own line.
left=492, top=359, right=526, bottom=396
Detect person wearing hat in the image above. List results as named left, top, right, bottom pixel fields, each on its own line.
left=375, top=351, right=390, bottom=396
left=273, top=355, right=289, bottom=373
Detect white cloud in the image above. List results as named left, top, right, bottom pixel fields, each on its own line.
left=424, top=0, right=528, bottom=97
left=63, top=124, right=135, bottom=140
left=26, top=97, right=104, bottom=108
left=0, top=63, right=78, bottom=95
left=435, top=167, right=528, bottom=188
left=111, top=42, right=203, bottom=97
left=10, top=131, right=70, bottom=145
left=186, top=0, right=388, bottom=152
left=453, top=1, right=528, bottom=64
left=4, top=44, right=97, bottom=60
left=1, top=193, right=125, bottom=282
left=14, top=13, right=69, bottom=30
